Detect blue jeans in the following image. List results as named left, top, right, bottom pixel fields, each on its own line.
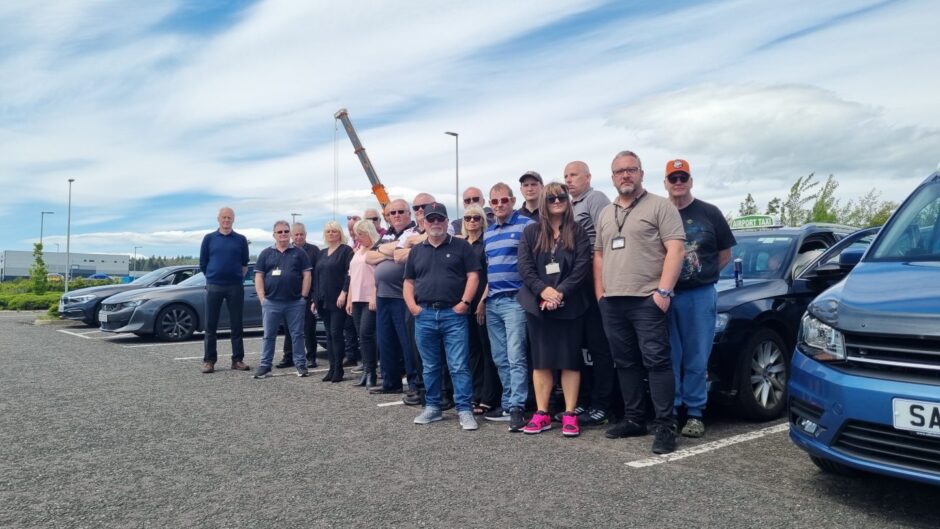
left=486, top=295, right=528, bottom=410
left=668, top=284, right=717, bottom=417
left=260, top=298, right=306, bottom=369
left=376, top=297, right=418, bottom=391
left=414, top=307, right=472, bottom=412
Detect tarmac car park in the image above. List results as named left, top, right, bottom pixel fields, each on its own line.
left=58, top=265, right=199, bottom=326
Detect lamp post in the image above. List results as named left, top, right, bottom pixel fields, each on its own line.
left=445, top=132, right=459, bottom=217
left=133, top=246, right=142, bottom=273
left=40, top=211, right=54, bottom=248
left=65, top=179, right=74, bottom=293
left=291, top=212, right=301, bottom=226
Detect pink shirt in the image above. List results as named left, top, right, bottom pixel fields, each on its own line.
left=347, top=250, right=376, bottom=302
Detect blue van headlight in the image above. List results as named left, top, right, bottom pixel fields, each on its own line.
left=799, top=313, right=846, bottom=362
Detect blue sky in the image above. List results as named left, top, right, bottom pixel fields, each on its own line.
left=2, top=0, right=939, bottom=257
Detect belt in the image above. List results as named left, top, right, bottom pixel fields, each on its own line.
left=488, top=290, right=517, bottom=299
left=422, top=302, right=456, bottom=309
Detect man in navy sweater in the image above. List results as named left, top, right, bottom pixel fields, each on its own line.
left=199, top=207, right=251, bottom=373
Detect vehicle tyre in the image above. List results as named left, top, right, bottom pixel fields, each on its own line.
left=84, top=303, right=102, bottom=327
left=155, top=304, right=197, bottom=342
left=735, top=327, right=789, bottom=420
left=809, top=455, right=860, bottom=477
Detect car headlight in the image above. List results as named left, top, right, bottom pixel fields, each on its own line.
left=67, top=295, right=96, bottom=304
left=799, top=313, right=846, bottom=362
left=714, top=312, right=729, bottom=333
left=119, top=300, right=147, bottom=309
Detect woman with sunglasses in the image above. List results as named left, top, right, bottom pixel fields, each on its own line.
left=516, top=182, right=592, bottom=437
left=312, top=220, right=354, bottom=382
left=345, top=219, right=380, bottom=389
left=459, top=204, right=501, bottom=415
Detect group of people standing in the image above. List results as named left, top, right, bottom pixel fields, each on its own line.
left=198, top=150, right=735, bottom=455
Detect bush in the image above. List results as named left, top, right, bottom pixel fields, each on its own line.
left=0, top=292, right=61, bottom=311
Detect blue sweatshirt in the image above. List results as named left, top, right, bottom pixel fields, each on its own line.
left=199, top=230, right=249, bottom=286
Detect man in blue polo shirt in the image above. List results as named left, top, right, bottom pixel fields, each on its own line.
left=199, top=206, right=250, bottom=374
left=482, top=182, right=534, bottom=432
left=253, top=220, right=313, bottom=379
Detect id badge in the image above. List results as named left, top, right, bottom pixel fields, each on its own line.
left=545, top=262, right=561, bottom=275
left=611, top=236, right=626, bottom=250
left=272, top=269, right=282, bottom=276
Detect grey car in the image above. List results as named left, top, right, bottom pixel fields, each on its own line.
left=59, top=265, right=199, bottom=326
left=98, top=265, right=327, bottom=347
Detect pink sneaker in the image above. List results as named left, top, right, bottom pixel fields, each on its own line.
left=561, top=413, right=580, bottom=437
left=522, top=411, right=552, bottom=434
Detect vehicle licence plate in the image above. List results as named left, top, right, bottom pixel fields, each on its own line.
left=893, top=398, right=940, bottom=437
left=99, top=313, right=108, bottom=323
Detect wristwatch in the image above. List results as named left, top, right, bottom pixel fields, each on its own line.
left=461, top=299, right=471, bottom=306
left=654, top=288, right=674, bottom=298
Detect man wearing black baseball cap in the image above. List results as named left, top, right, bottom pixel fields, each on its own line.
left=518, top=171, right=543, bottom=220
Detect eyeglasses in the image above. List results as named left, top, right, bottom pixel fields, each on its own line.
left=275, top=230, right=290, bottom=234
left=346, top=216, right=361, bottom=221
left=490, top=197, right=512, bottom=206
left=667, top=173, right=690, bottom=184
left=366, top=216, right=380, bottom=221
left=547, top=193, right=569, bottom=204
left=412, top=203, right=431, bottom=212
left=463, top=215, right=482, bottom=222
left=463, top=196, right=482, bottom=205
left=613, top=166, right=641, bottom=177
left=388, top=209, right=407, bottom=216
left=425, top=216, right=447, bottom=224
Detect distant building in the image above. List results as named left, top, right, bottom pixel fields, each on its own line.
left=0, top=250, right=129, bottom=281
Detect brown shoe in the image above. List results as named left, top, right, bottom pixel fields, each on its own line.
left=201, top=362, right=215, bottom=374
left=231, top=361, right=250, bottom=371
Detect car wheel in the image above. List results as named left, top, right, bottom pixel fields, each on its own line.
left=155, top=304, right=196, bottom=342
left=809, top=455, right=860, bottom=477
left=735, top=327, right=789, bottom=420
left=84, top=303, right=102, bottom=327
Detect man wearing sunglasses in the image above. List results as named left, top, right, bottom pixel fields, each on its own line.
left=518, top=171, right=544, bottom=220
left=450, top=186, right=492, bottom=234
left=364, top=208, right=386, bottom=239
left=663, top=159, right=735, bottom=439
left=594, top=150, right=686, bottom=454
left=253, top=220, right=313, bottom=379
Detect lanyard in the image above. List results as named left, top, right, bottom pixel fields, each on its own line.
left=614, top=191, right=647, bottom=234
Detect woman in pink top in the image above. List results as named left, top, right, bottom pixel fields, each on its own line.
left=344, top=219, right=380, bottom=388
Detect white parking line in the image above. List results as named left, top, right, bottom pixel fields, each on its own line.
left=57, top=329, right=92, bottom=339
left=377, top=401, right=405, bottom=407
left=174, top=352, right=261, bottom=360
left=625, top=422, right=789, bottom=468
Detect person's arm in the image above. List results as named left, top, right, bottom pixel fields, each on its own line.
left=366, top=241, right=395, bottom=265
left=199, top=234, right=210, bottom=274
left=652, top=239, right=685, bottom=312
left=301, top=270, right=311, bottom=299
left=718, top=248, right=732, bottom=270
left=403, top=279, right=421, bottom=316
left=254, top=271, right=265, bottom=303
left=516, top=228, right=549, bottom=299
left=455, top=272, right=478, bottom=315
left=593, top=250, right=604, bottom=302
left=241, top=236, right=249, bottom=276
left=555, top=228, right=592, bottom=298
left=394, top=234, right=426, bottom=263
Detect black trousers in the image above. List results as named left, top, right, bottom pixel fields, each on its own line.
left=468, top=313, right=501, bottom=407
left=599, top=295, right=675, bottom=427
left=577, top=298, right=616, bottom=413
left=351, top=302, right=377, bottom=372
left=319, top=303, right=348, bottom=375
left=344, top=316, right=360, bottom=362
left=282, top=299, right=318, bottom=363
left=203, top=283, right=245, bottom=363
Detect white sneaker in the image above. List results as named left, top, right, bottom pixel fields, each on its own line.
left=458, top=410, right=479, bottom=431
left=414, top=407, right=443, bottom=425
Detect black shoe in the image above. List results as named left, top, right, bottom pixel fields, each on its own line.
left=321, top=371, right=334, bottom=382
left=578, top=408, right=609, bottom=427
left=275, top=359, right=292, bottom=369
left=355, top=374, right=368, bottom=387
left=307, top=360, right=319, bottom=368
left=331, top=371, right=344, bottom=383
left=508, top=407, right=526, bottom=432
left=365, top=372, right=377, bottom=389
left=402, top=390, right=424, bottom=406
left=441, top=397, right=455, bottom=411
left=253, top=366, right=272, bottom=379
left=342, top=359, right=358, bottom=367
left=296, top=368, right=309, bottom=377
left=483, top=407, right=510, bottom=422
left=652, top=425, right=677, bottom=454
left=369, top=386, right=403, bottom=395
left=605, top=419, right=648, bottom=439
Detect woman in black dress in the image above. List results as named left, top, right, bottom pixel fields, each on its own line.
left=516, top=182, right=592, bottom=437
left=311, top=220, right=354, bottom=382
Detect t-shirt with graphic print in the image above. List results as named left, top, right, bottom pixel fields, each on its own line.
left=675, top=198, right=736, bottom=292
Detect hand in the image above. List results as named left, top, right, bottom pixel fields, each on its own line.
left=540, top=286, right=563, bottom=305
left=408, top=304, right=423, bottom=317
left=336, top=296, right=345, bottom=310
left=309, top=302, right=317, bottom=314
left=368, top=298, right=376, bottom=312
left=652, top=292, right=670, bottom=313
left=475, top=301, right=485, bottom=325
left=453, top=302, right=468, bottom=315
left=539, top=300, right=559, bottom=311
left=406, top=234, right=425, bottom=248
left=345, top=302, right=353, bottom=316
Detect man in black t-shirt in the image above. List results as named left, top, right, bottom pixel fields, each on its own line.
left=663, top=159, right=736, bottom=438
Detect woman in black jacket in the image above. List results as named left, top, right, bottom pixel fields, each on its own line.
left=516, top=182, right=592, bottom=437
left=311, top=220, right=354, bottom=382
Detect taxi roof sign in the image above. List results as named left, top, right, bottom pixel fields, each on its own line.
left=730, top=215, right=780, bottom=230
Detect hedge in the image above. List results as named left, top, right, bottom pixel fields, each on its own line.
left=0, top=292, right=61, bottom=311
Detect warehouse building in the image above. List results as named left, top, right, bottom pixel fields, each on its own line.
left=0, top=250, right=129, bottom=281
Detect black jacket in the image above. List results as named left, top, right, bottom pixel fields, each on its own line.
left=516, top=222, right=591, bottom=319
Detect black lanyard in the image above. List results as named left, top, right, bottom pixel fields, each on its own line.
left=614, top=191, right=647, bottom=234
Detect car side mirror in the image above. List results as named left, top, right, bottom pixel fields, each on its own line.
left=153, top=278, right=172, bottom=287
left=838, top=248, right=864, bottom=268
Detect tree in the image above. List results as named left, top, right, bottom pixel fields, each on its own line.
left=738, top=193, right=759, bottom=216
left=809, top=174, right=840, bottom=223
left=29, top=242, right=49, bottom=294
left=765, top=197, right=782, bottom=218
left=840, top=189, right=898, bottom=227
left=780, top=173, right=819, bottom=227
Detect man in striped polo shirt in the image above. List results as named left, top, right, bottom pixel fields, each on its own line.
left=481, top=182, right=535, bottom=432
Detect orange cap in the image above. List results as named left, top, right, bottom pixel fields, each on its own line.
left=665, top=159, right=691, bottom=177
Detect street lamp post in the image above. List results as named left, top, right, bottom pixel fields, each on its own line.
left=445, top=132, right=459, bottom=217
left=65, top=179, right=74, bottom=293
left=40, top=211, right=54, bottom=248
left=291, top=212, right=301, bottom=226
left=133, top=246, right=142, bottom=273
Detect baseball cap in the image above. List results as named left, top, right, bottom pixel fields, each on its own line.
left=519, top=171, right=543, bottom=184
left=665, top=159, right=691, bottom=177
left=423, top=202, right=448, bottom=220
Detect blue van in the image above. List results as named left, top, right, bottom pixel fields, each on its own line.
left=789, top=170, right=940, bottom=486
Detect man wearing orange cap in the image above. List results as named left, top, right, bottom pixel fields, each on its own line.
left=663, top=159, right=735, bottom=439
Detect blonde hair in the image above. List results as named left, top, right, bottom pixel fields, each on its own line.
left=322, top=220, right=348, bottom=244
left=354, top=219, right=380, bottom=247
left=461, top=204, right=488, bottom=238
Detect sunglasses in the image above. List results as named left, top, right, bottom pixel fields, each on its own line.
left=365, top=216, right=380, bottom=221
left=547, top=193, right=569, bottom=204
left=275, top=230, right=290, bottom=234
left=346, top=216, right=361, bottom=220
left=667, top=173, right=690, bottom=184
left=463, top=215, right=482, bottom=222
left=425, top=216, right=447, bottom=224
left=388, top=209, right=407, bottom=216
left=463, top=196, right=482, bottom=205
left=490, top=197, right=512, bottom=206
left=412, top=203, right=431, bottom=212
